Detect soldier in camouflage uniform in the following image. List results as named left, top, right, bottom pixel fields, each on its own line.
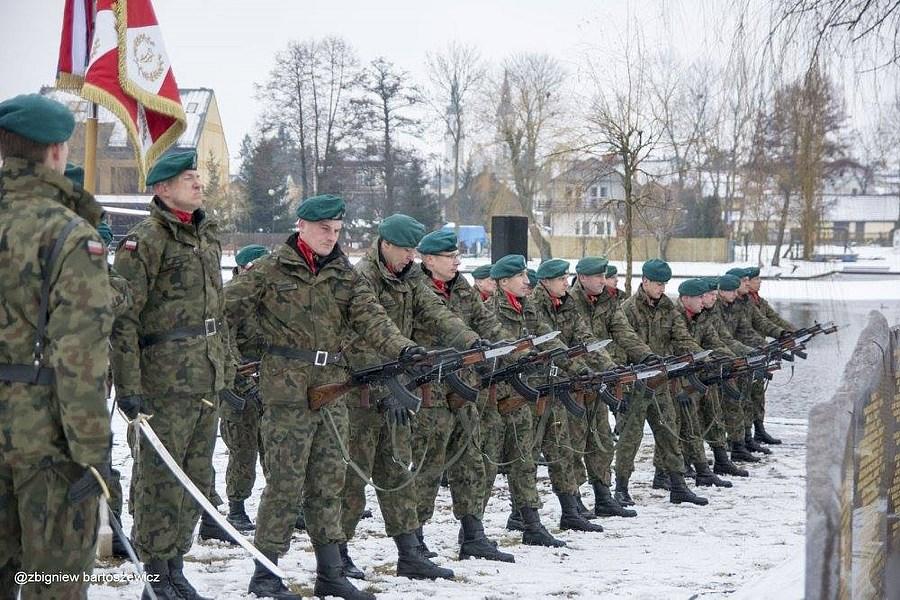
left=569, top=256, right=652, bottom=518
left=340, top=214, right=480, bottom=583
left=525, top=259, right=612, bottom=533
left=745, top=267, right=795, bottom=445
left=471, top=264, right=495, bottom=301
left=617, top=259, right=708, bottom=506
left=481, top=255, right=566, bottom=548
left=410, top=231, right=513, bottom=563
left=220, top=244, right=269, bottom=533
left=604, top=265, right=627, bottom=306
left=0, top=94, right=113, bottom=599
left=111, top=150, right=235, bottom=600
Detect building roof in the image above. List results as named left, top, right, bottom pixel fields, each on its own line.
left=824, top=194, right=900, bottom=222
left=41, top=87, right=214, bottom=150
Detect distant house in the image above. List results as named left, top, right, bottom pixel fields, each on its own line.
left=539, top=158, right=622, bottom=239
left=820, top=194, right=900, bottom=244
left=40, top=87, right=229, bottom=193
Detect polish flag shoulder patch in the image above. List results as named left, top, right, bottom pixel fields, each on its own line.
left=86, top=240, right=105, bottom=256
left=123, top=239, right=138, bottom=251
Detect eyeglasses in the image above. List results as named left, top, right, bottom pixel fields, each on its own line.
left=435, top=252, right=461, bottom=259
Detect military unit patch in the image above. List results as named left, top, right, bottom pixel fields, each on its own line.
left=124, top=239, right=138, bottom=251
left=86, top=240, right=105, bottom=255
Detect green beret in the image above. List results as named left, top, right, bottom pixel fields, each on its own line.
left=417, top=230, right=457, bottom=255
left=64, top=163, right=84, bottom=187
left=678, top=278, right=708, bottom=297
left=379, top=214, right=426, bottom=248
left=746, top=266, right=761, bottom=278
left=527, top=269, right=538, bottom=288
left=575, top=256, right=609, bottom=276
left=606, top=265, right=618, bottom=277
left=536, top=258, right=570, bottom=280
left=726, top=267, right=749, bottom=279
left=0, top=94, right=75, bottom=144
left=718, top=274, right=741, bottom=291
left=471, top=264, right=493, bottom=280
left=146, top=150, right=198, bottom=186
left=235, top=244, right=269, bottom=267
left=490, top=254, right=527, bottom=280
left=295, top=194, right=345, bottom=222
left=642, top=258, right=672, bottom=282
left=702, top=276, right=720, bottom=289
left=97, top=222, right=113, bottom=247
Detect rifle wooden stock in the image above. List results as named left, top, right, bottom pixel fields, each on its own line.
left=447, top=392, right=466, bottom=411
left=237, top=361, right=260, bottom=377
left=535, top=397, right=548, bottom=416
left=421, top=384, right=433, bottom=408
left=498, top=396, right=526, bottom=415
left=488, top=384, right=497, bottom=407
left=308, top=381, right=356, bottom=411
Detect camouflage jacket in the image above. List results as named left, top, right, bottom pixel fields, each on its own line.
left=608, top=286, right=627, bottom=308
left=110, top=198, right=233, bottom=399
left=530, top=283, right=615, bottom=373
left=0, top=158, right=113, bottom=468
left=412, top=264, right=503, bottom=344
left=569, top=280, right=652, bottom=365
left=224, top=234, right=414, bottom=406
left=620, top=285, right=704, bottom=356
left=224, top=267, right=266, bottom=362
left=718, top=294, right=782, bottom=348
left=675, top=303, right=735, bottom=359
left=748, top=292, right=795, bottom=332
left=708, top=303, right=755, bottom=356
left=346, top=243, right=478, bottom=371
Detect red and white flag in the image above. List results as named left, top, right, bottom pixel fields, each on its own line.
left=57, top=0, right=186, bottom=188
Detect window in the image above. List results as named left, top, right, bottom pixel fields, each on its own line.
left=600, top=185, right=608, bottom=198
left=566, top=185, right=574, bottom=199
left=590, top=186, right=598, bottom=198
left=575, top=221, right=581, bottom=235
left=186, top=102, right=199, bottom=113
left=606, top=221, right=612, bottom=235
left=595, top=222, right=603, bottom=235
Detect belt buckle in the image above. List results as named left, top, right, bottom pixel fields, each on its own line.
left=204, top=318, right=217, bottom=336
left=549, top=365, right=559, bottom=377
left=314, top=350, right=329, bottom=367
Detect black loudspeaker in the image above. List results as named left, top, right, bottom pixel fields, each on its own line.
left=491, top=215, right=529, bottom=263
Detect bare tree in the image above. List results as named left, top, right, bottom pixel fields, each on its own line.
left=352, top=57, right=423, bottom=216
left=425, top=43, right=486, bottom=217
left=493, top=53, right=566, bottom=259
left=258, top=36, right=361, bottom=196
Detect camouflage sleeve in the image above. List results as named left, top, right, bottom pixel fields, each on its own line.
left=108, top=265, right=134, bottom=319
left=762, top=298, right=795, bottom=331
left=670, top=310, right=705, bottom=355
left=750, top=303, right=784, bottom=338
left=48, top=225, right=114, bottom=466
left=467, top=291, right=505, bottom=340
left=523, top=302, right=587, bottom=374
left=223, top=266, right=265, bottom=361
left=698, top=321, right=736, bottom=359
left=412, top=279, right=478, bottom=350
left=608, top=307, right=654, bottom=363
left=110, top=232, right=158, bottom=397
left=347, top=271, right=416, bottom=359
left=569, top=309, right=616, bottom=372
left=717, top=316, right=755, bottom=355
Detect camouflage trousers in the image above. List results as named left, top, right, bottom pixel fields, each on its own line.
left=750, top=380, right=766, bottom=423
left=531, top=402, right=578, bottom=495
left=412, top=400, right=485, bottom=525
left=219, top=398, right=266, bottom=502
left=720, top=379, right=747, bottom=443
left=615, top=387, right=683, bottom=480
left=341, top=406, right=418, bottom=540
left=131, top=394, right=218, bottom=561
left=654, top=390, right=706, bottom=471
left=480, top=401, right=539, bottom=513
left=254, top=400, right=348, bottom=555
left=698, top=387, right=728, bottom=450
left=567, top=393, right=615, bottom=487
left=0, top=461, right=99, bottom=600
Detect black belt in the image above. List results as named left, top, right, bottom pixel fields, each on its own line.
left=0, top=364, right=55, bottom=385
left=139, top=318, right=219, bottom=349
left=266, top=345, right=343, bottom=366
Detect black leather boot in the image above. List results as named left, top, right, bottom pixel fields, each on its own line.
left=168, top=555, right=212, bottom=600
left=198, top=511, right=238, bottom=545
left=713, top=447, right=749, bottom=477
left=394, top=532, right=454, bottom=580
left=227, top=499, right=255, bottom=532
left=141, top=558, right=180, bottom=600
left=519, top=506, right=566, bottom=548
left=745, top=428, right=771, bottom=454
left=110, top=518, right=132, bottom=559
left=694, top=461, right=732, bottom=488
left=313, top=544, right=374, bottom=600
left=651, top=469, right=671, bottom=490
left=339, top=543, right=365, bottom=580
left=506, top=499, right=526, bottom=531
left=668, top=472, right=709, bottom=506
left=558, top=494, right=604, bottom=532
left=592, top=481, right=637, bottom=517
left=573, top=491, right=598, bottom=520
left=247, top=551, right=301, bottom=599
left=684, top=463, right=696, bottom=478
left=754, top=420, right=782, bottom=444
left=459, top=514, right=514, bottom=562
left=294, top=507, right=306, bottom=531
left=415, top=525, right=438, bottom=558
left=614, top=476, right=635, bottom=506
left=730, top=440, right=760, bottom=463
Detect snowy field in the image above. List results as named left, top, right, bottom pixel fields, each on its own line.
left=87, top=246, right=900, bottom=598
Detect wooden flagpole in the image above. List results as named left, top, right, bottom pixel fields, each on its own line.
left=83, top=101, right=98, bottom=194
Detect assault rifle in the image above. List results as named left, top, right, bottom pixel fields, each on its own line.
left=632, top=350, right=714, bottom=395
left=675, top=353, right=777, bottom=401
left=421, top=331, right=562, bottom=407
left=307, top=342, right=535, bottom=411
left=483, top=339, right=612, bottom=416
left=758, top=321, right=840, bottom=362
left=534, top=365, right=664, bottom=416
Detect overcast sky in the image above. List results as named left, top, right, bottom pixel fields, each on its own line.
left=2, top=1, right=895, bottom=171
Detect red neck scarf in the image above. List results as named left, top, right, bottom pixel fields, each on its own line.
left=606, top=286, right=617, bottom=298
left=684, top=305, right=698, bottom=321
left=479, top=289, right=491, bottom=302
left=172, top=209, right=193, bottom=224
left=432, top=278, right=450, bottom=299
left=748, top=290, right=761, bottom=305
left=296, top=236, right=318, bottom=274
left=550, top=295, right=562, bottom=309
left=505, top=290, right=523, bottom=314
